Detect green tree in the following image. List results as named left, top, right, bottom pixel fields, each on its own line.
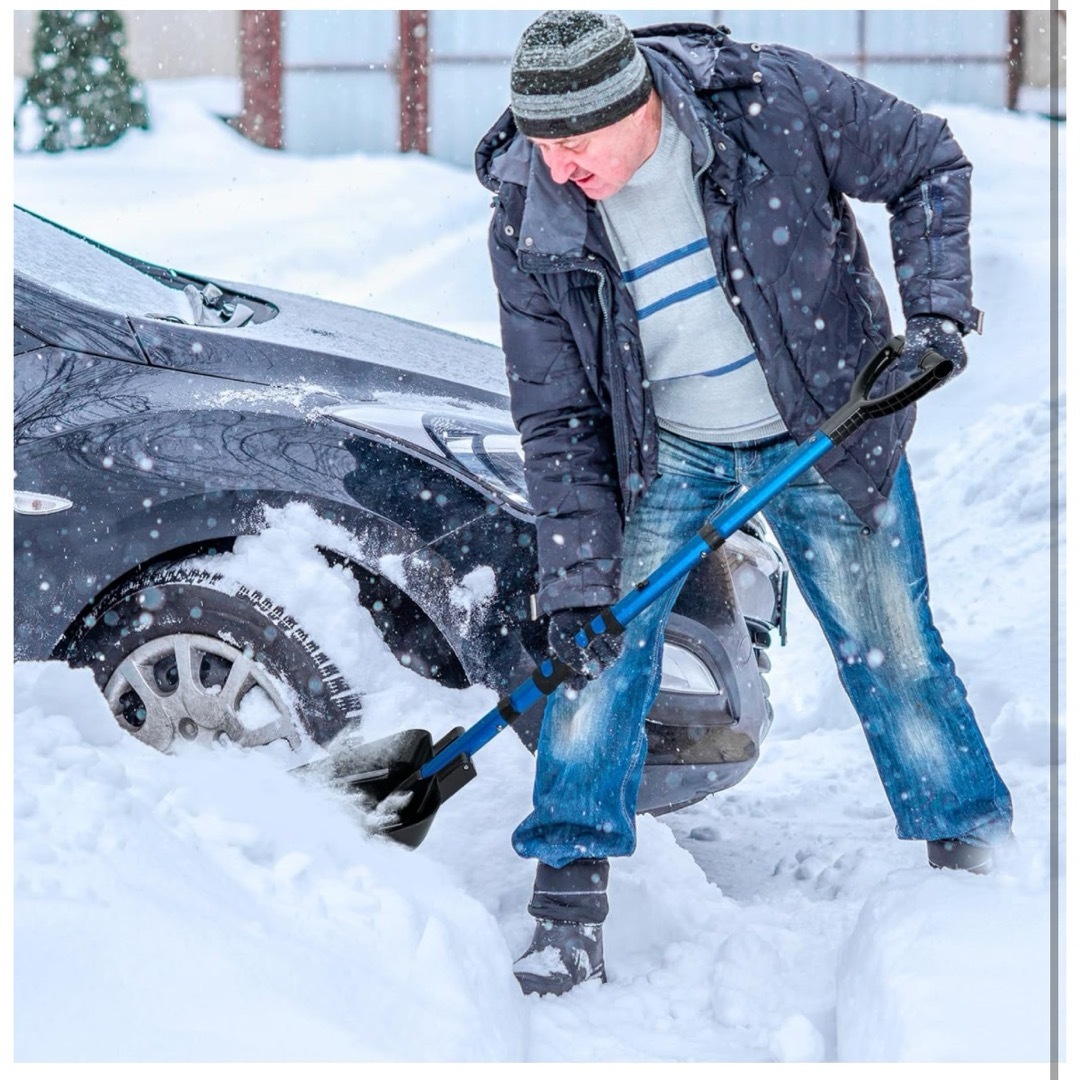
left=16, top=10, right=150, bottom=153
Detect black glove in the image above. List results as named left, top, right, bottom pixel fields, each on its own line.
left=547, top=607, right=625, bottom=692
left=899, top=314, right=968, bottom=380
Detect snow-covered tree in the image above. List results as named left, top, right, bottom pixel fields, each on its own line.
left=16, top=10, right=149, bottom=153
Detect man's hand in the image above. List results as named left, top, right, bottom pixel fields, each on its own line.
left=548, top=607, right=625, bottom=692
left=899, top=314, right=968, bottom=380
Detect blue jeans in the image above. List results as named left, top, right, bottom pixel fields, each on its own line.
left=513, top=429, right=1014, bottom=868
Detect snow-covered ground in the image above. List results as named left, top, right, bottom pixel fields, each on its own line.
left=13, top=78, right=1065, bottom=1065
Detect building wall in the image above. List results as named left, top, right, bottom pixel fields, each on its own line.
left=278, top=9, right=398, bottom=155
left=13, top=9, right=241, bottom=79
left=1023, top=10, right=1066, bottom=87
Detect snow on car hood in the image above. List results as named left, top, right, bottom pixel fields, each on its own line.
left=210, top=278, right=509, bottom=397
left=15, top=205, right=193, bottom=324
left=15, top=205, right=510, bottom=399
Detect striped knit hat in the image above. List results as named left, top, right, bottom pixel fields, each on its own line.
left=510, top=11, right=653, bottom=139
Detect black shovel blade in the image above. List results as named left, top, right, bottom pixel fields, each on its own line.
left=296, top=726, right=475, bottom=849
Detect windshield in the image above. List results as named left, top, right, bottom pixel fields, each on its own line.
left=15, top=208, right=193, bottom=322
left=14, top=208, right=259, bottom=327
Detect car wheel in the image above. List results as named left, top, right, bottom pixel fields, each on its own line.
left=65, top=561, right=363, bottom=753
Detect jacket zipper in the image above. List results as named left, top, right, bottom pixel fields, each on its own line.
left=686, top=111, right=767, bottom=358
left=582, top=262, right=637, bottom=512
left=581, top=263, right=610, bottom=325
left=687, top=102, right=774, bottom=362
left=692, top=113, right=715, bottom=183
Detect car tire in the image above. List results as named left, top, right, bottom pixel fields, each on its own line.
left=64, top=561, right=363, bottom=754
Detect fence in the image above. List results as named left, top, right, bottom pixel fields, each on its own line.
left=232, top=10, right=1054, bottom=166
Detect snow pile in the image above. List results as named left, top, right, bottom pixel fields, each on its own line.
left=836, top=867, right=1052, bottom=1061
left=14, top=662, right=527, bottom=1062
left=13, top=78, right=1063, bottom=1063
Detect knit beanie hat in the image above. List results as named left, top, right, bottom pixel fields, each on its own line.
left=510, top=10, right=653, bottom=139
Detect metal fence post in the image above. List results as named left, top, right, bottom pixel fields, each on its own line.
left=398, top=10, right=429, bottom=153
left=238, top=10, right=282, bottom=149
left=1008, top=10, right=1024, bottom=110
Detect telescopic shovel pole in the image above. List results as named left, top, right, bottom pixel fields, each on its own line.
left=312, top=337, right=954, bottom=848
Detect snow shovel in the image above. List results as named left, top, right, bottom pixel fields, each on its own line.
left=304, top=337, right=954, bottom=848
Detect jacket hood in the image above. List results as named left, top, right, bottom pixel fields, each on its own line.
left=631, top=22, right=763, bottom=91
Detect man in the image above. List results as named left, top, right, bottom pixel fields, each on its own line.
left=475, top=11, right=1013, bottom=997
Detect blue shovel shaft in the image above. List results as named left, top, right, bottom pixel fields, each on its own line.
left=418, top=428, right=836, bottom=781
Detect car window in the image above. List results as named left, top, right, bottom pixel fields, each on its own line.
left=16, top=208, right=195, bottom=323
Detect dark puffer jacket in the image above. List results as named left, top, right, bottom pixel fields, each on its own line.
left=475, top=23, right=982, bottom=617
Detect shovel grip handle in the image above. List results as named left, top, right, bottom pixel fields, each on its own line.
left=822, top=336, right=955, bottom=446
left=531, top=656, right=577, bottom=696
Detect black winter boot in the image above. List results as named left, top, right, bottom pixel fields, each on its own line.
left=513, top=858, right=609, bottom=997
left=513, top=918, right=606, bottom=996
left=927, top=838, right=993, bottom=874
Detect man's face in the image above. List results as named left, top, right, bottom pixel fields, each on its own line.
left=529, top=96, right=660, bottom=201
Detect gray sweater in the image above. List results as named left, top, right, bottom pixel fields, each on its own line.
left=599, top=104, right=786, bottom=445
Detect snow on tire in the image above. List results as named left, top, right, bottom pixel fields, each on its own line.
left=65, top=561, right=364, bottom=753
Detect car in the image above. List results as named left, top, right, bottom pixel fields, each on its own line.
left=13, top=205, right=790, bottom=816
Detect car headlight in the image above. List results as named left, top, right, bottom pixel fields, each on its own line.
left=424, top=415, right=530, bottom=509
left=660, top=641, right=720, bottom=695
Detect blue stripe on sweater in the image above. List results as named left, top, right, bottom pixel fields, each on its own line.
left=636, top=276, right=719, bottom=320
left=621, top=237, right=711, bottom=283
left=652, top=352, right=758, bottom=382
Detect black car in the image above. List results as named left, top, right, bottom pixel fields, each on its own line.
left=13, top=205, right=789, bottom=814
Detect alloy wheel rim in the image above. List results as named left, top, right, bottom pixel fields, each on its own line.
left=103, top=632, right=300, bottom=753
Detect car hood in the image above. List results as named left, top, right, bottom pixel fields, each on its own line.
left=15, top=205, right=511, bottom=407
left=137, top=278, right=511, bottom=402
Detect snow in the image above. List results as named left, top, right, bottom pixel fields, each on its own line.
left=12, top=77, right=1065, bottom=1066
left=15, top=205, right=193, bottom=321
